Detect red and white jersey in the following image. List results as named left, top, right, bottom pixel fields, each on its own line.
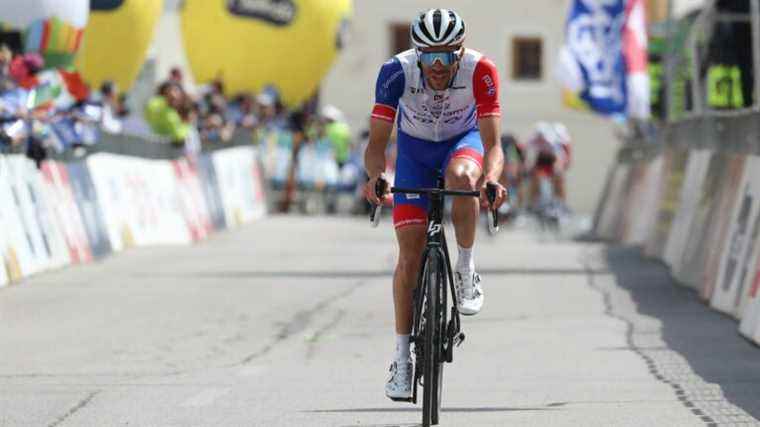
left=372, top=48, right=501, bottom=142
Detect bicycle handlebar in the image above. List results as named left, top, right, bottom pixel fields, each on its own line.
left=391, top=186, right=480, bottom=197
left=370, top=178, right=500, bottom=233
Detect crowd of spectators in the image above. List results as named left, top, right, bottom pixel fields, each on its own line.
left=143, top=67, right=363, bottom=213
left=0, top=44, right=129, bottom=165
left=0, top=45, right=362, bottom=213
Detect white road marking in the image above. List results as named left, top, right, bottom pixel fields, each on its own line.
left=180, top=388, right=231, bottom=407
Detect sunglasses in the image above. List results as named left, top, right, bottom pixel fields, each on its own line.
left=417, top=49, right=462, bottom=67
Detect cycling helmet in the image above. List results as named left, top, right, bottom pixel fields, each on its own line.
left=535, top=122, right=557, bottom=143
left=410, top=9, right=466, bottom=49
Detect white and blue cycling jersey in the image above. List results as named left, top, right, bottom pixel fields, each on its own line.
left=370, top=48, right=502, bottom=228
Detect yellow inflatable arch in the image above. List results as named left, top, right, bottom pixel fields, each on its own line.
left=76, top=0, right=163, bottom=92
left=181, top=0, right=352, bottom=107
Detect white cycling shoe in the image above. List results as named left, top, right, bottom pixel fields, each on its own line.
left=385, top=358, right=413, bottom=401
left=456, top=271, right=484, bottom=315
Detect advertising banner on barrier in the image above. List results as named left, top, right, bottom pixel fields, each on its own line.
left=677, top=153, right=730, bottom=289
left=645, top=148, right=688, bottom=259
left=67, top=161, right=112, bottom=258
left=89, top=153, right=192, bottom=249
left=700, top=154, right=746, bottom=301
left=5, top=155, right=70, bottom=275
left=137, top=160, right=192, bottom=246
left=738, top=241, right=760, bottom=344
left=196, top=153, right=227, bottom=231
left=595, top=164, right=631, bottom=240
left=0, top=157, right=17, bottom=285
left=40, top=161, right=93, bottom=264
left=710, top=156, right=760, bottom=317
left=622, top=155, right=664, bottom=246
left=212, top=147, right=267, bottom=227
left=664, top=149, right=712, bottom=271
left=87, top=153, right=134, bottom=251
left=0, top=156, right=32, bottom=281
left=172, top=158, right=213, bottom=242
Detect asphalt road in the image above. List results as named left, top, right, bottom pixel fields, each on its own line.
left=1, top=216, right=759, bottom=427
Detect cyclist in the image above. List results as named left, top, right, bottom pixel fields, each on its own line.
left=363, top=8, right=506, bottom=401
left=525, top=122, right=568, bottom=210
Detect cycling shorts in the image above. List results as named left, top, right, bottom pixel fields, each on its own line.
left=393, top=129, right=484, bottom=229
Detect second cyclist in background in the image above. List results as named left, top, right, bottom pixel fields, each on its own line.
left=524, top=122, right=572, bottom=216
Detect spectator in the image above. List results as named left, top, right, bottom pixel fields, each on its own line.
left=144, top=81, right=191, bottom=145
left=98, top=81, right=124, bottom=134
left=0, top=45, right=16, bottom=92
left=9, top=52, right=43, bottom=89
left=320, top=104, right=351, bottom=168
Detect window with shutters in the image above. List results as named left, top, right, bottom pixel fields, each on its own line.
left=512, top=37, right=543, bottom=81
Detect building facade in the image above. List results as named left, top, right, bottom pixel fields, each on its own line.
left=322, top=0, right=624, bottom=214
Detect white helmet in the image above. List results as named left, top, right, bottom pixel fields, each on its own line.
left=410, top=9, right=466, bottom=49
left=535, top=122, right=556, bottom=143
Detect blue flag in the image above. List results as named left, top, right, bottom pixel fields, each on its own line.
left=558, top=0, right=628, bottom=116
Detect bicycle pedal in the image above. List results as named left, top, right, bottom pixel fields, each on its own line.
left=389, top=396, right=414, bottom=403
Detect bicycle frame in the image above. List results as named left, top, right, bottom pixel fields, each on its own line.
left=369, top=176, right=495, bottom=425
left=394, top=177, right=469, bottom=405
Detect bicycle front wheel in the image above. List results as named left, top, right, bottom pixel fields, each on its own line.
left=422, top=249, right=445, bottom=426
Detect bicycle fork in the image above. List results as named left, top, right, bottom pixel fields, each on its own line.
left=440, top=230, right=465, bottom=362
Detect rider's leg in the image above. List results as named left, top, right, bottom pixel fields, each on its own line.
left=440, top=131, right=486, bottom=315
left=386, top=221, right=425, bottom=400
left=529, top=171, right=540, bottom=207
left=553, top=173, right=567, bottom=202
left=392, top=221, right=427, bottom=338
left=446, top=157, right=482, bottom=250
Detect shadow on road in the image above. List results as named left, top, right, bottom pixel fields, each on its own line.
left=305, top=405, right=561, bottom=414
left=136, top=268, right=609, bottom=280
left=597, top=246, right=760, bottom=424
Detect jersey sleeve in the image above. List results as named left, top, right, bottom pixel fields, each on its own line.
left=372, top=58, right=405, bottom=123
left=473, top=57, right=501, bottom=118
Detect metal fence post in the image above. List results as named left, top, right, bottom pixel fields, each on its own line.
left=751, top=0, right=760, bottom=111
left=665, top=0, right=674, bottom=121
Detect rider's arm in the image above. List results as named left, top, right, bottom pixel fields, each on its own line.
left=365, top=58, right=405, bottom=204
left=473, top=57, right=504, bottom=184
left=479, top=116, right=503, bottom=183
left=364, top=119, right=393, bottom=203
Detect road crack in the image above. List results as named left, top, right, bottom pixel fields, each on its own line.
left=48, top=390, right=99, bottom=427
left=236, top=281, right=366, bottom=365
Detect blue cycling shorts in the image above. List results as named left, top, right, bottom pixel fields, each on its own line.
left=393, top=128, right=484, bottom=228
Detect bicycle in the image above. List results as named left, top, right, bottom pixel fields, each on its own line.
left=369, top=176, right=498, bottom=427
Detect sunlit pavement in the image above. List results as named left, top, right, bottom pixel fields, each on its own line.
left=1, top=215, right=759, bottom=427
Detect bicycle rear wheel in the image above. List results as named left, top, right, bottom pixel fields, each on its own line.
left=422, top=250, right=445, bottom=426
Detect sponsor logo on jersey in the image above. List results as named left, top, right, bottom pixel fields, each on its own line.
left=482, top=75, right=496, bottom=96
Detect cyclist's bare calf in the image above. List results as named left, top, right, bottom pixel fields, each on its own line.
left=394, top=225, right=426, bottom=335
left=446, top=157, right=482, bottom=249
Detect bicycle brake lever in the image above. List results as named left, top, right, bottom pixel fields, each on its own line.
left=486, top=183, right=500, bottom=234
left=370, top=178, right=388, bottom=228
